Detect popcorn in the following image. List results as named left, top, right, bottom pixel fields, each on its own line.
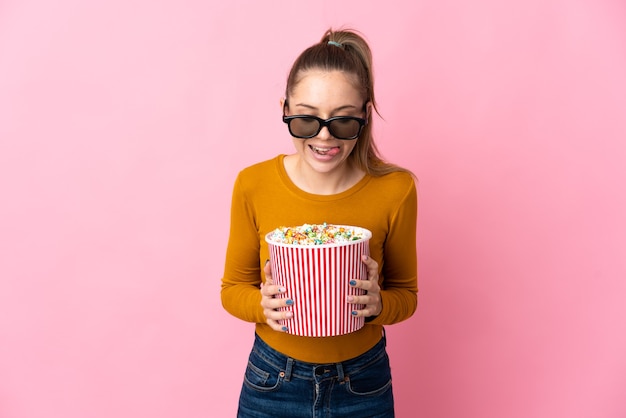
left=266, top=223, right=366, bottom=245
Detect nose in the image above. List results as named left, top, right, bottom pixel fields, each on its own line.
left=315, top=124, right=333, bottom=140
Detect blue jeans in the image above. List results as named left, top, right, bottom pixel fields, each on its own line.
left=237, top=333, right=395, bottom=418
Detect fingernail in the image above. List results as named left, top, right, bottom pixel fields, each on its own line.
left=279, top=287, right=286, bottom=293
left=351, top=311, right=358, bottom=316
left=281, top=326, right=288, bottom=331
left=347, top=296, right=354, bottom=302
left=265, top=259, right=270, bottom=265
left=349, top=280, right=357, bottom=286
left=362, top=255, right=369, bottom=261
left=285, top=312, right=293, bottom=318
left=285, top=299, right=294, bottom=306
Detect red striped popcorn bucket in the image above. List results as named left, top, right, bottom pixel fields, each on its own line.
left=265, top=225, right=372, bottom=337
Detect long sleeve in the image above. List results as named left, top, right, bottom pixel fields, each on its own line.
left=368, top=179, right=418, bottom=325
left=220, top=173, right=266, bottom=324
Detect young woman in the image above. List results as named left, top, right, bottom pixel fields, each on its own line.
left=221, top=28, right=418, bottom=417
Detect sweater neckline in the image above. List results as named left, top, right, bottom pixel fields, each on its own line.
left=275, top=154, right=371, bottom=201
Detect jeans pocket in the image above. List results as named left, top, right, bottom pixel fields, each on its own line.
left=243, top=355, right=283, bottom=392
left=345, top=353, right=393, bottom=396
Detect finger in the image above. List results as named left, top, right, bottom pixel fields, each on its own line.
left=266, top=317, right=290, bottom=332
left=348, top=277, right=380, bottom=292
left=361, top=254, right=379, bottom=281
left=347, top=294, right=381, bottom=316
left=261, top=283, right=287, bottom=297
left=346, top=293, right=379, bottom=306
left=346, top=294, right=365, bottom=304
left=349, top=305, right=379, bottom=318
left=264, top=259, right=272, bottom=278
left=264, top=305, right=294, bottom=320
left=265, top=309, right=293, bottom=332
left=361, top=254, right=378, bottom=269
left=262, top=296, right=293, bottom=310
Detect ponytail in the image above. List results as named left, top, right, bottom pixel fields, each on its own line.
left=285, top=28, right=414, bottom=177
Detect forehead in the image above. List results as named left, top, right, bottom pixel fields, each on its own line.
left=289, top=70, right=364, bottom=107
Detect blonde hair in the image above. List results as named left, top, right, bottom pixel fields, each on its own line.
left=285, top=28, right=413, bottom=177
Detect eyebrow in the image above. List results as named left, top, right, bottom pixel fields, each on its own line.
left=293, top=103, right=360, bottom=112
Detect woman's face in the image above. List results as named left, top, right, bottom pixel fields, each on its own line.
left=284, top=70, right=366, bottom=175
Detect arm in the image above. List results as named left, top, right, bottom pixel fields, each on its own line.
left=221, top=173, right=298, bottom=329
left=354, top=179, right=418, bottom=325
left=220, top=174, right=266, bottom=324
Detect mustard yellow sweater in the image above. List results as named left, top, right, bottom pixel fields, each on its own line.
left=221, top=155, right=418, bottom=363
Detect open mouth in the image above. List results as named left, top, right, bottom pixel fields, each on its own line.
left=310, top=145, right=340, bottom=156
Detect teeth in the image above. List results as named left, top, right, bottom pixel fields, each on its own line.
left=311, top=146, right=333, bottom=154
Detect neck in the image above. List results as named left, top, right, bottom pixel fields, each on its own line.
left=285, top=155, right=364, bottom=195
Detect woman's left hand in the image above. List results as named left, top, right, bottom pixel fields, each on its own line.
left=347, top=254, right=382, bottom=318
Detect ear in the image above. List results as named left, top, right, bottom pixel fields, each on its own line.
left=365, top=101, right=373, bottom=118
left=280, top=97, right=286, bottom=110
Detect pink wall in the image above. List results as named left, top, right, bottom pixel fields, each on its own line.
left=1, top=1, right=625, bottom=417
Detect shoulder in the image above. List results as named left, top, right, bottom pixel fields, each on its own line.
left=362, top=171, right=417, bottom=214
left=236, top=155, right=283, bottom=187
left=368, top=171, right=416, bottom=195
left=239, top=155, right=281, bottom=176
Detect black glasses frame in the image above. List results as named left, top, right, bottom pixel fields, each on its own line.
left=282, top=114, right=367, bottom=140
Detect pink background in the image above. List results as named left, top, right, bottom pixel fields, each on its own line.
left=1, top=1, right=625, bottom=417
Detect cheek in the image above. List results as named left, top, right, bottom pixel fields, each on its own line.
left=343, top=141, right=358, bottom=156
left=292, top=138, right=309, bottom=155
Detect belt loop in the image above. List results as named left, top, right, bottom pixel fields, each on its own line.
left=284, top=357, right=294, bottom=382
left=336, top=362, right=345, bottom=383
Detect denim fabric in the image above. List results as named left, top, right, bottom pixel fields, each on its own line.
left=237, top=333, right=394, bottom=418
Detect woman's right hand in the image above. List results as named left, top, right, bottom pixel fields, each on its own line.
left=260, top=260, right=293, bottom=332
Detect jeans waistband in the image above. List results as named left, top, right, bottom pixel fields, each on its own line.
left=251, top=331, right=387, bottom=382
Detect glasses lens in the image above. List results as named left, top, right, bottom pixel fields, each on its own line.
left=289, top=117, right=321, bottom=138
left=329, top=118, right=361, bottom=139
